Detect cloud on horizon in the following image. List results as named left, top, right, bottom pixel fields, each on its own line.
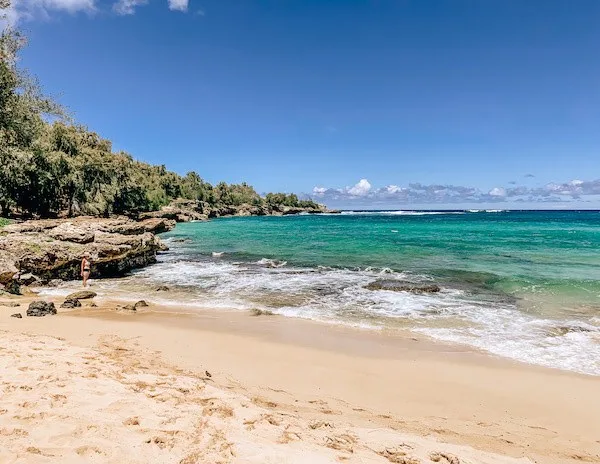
left=309, top=178, right=600, bottom=207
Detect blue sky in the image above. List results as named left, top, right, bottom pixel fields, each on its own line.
left=6, top=0, right=600, bottom=208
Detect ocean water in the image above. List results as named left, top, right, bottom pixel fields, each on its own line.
left=45, top=210, right=600, bottom=375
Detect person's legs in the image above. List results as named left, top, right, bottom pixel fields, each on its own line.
left=82, top=271, right=89, bottom=287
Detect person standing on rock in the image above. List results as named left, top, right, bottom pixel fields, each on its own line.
left=81, top=252, right=92, bottom=287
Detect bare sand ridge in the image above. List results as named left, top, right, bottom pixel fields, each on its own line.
left=1, top=296, right=599, bottom=463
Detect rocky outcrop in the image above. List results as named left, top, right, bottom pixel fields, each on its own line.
left=27, top=301, right=57, bottom=317
left=3, top=279, right=21, bottom=295
left=0, top=256, right=18, bottom=285
left=66, top=291, right=97, bottom=300
left=364, top=280, right=441, bottom=294
left=140, top=199, right=332, bottom=223
left=0, top=217, right=173, bottom=283
left=18, top=273, right=40, bottom=286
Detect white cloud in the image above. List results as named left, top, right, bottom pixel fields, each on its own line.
left=113, top=0, right=146, bottom=15
left=2, top=0, right=189, bottom=24
left=385, top=185, right=404, bottom=194
left=168, top=0, right=188, bottom=12
left=347, top=179, right=372, bottom=197
left=308, top=178, right=600, bottom=207
left=4, top=0, right=95, bottom=25
left=42, top=0, right=94, bottom=11
left=488, top=187, right=506, bottom=197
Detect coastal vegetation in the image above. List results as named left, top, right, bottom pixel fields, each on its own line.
left=0, top=4, right=320, bottom=219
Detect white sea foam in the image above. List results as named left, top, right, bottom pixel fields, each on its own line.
left=416, top=309, right=600, bottom=376
left=38, top=253, right=600, bottom=377
left=256, top=258, right=288, bottom=268
left=467, top=209, right=507, bottom=213
left=340, top=211, right=465, bottom=216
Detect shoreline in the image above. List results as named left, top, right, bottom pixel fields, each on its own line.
left=2, top=294, right=599, bottom=463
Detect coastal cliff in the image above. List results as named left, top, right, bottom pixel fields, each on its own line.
left=0, top=217, right=174, bottom=290
left=139, top=199, right=334, bottom=222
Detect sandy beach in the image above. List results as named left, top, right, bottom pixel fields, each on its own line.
left=0, top=296, right=599, bottom=464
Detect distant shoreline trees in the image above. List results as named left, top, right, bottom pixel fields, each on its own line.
left=0, top=2, right=320, bottom=218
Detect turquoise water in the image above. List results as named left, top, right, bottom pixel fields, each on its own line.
left=75, top=211, right=600, bottom=375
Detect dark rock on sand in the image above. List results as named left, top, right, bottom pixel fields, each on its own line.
left=11, top=313, right=22, bottom=318
left=156, top=286, right=169, bottom=292
left=133, top=300, right=148, bottom=310
left=364, top=280, right=441, bottom=294
left=250, top=308, right=275, bottom=316
left=117, top=304, right=136, bottom=312
left=27, top=301, right=57, bottom=317
left=3, top=279, right=21, bottom=295
left=60, top=298, right=82, bottom=309
left=66, top=290, right=97, bottom=300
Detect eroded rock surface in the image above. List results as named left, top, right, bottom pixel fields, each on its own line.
left=27, top=301, right=57, bottom=317
left=364, top=280, right=441, bottom=294
left=0, top=217, right=174, bottom=283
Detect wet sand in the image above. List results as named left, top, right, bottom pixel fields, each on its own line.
left=1, top=296, right=599, bottom=463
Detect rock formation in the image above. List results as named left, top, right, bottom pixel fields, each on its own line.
left=0, top=217, right=174, bottom=284
left=26, top=301, right=57, bottom=317
left=140, top=199, right=333, bottom=222
left=364, top=280, right=441, bottom=294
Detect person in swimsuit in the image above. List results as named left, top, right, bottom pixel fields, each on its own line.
left=81, top=252, right=92, bottom=287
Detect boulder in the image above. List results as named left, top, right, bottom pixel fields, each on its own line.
left=117, top=304, right=136, bottom=312
left=3, top=279, right=21, bottom=295
left=11, top=313, right=22, bottom=318
left=27, top=301, right=57, bottom=317
left=133, top=300, right=148, bottom=310
left=156, top=286, right=169, bottom=292
left=60, top=298, right=82, bottom=308
left=364, top=280, right=441, bottom=294
left=66, top=290, right=97, bottom=300
left=18, top=273, right=40, bottom=286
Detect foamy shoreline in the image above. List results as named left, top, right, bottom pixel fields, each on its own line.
left=2, top=293, right=600, bottom=463
left=35, top=272, right=600, bottom=377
